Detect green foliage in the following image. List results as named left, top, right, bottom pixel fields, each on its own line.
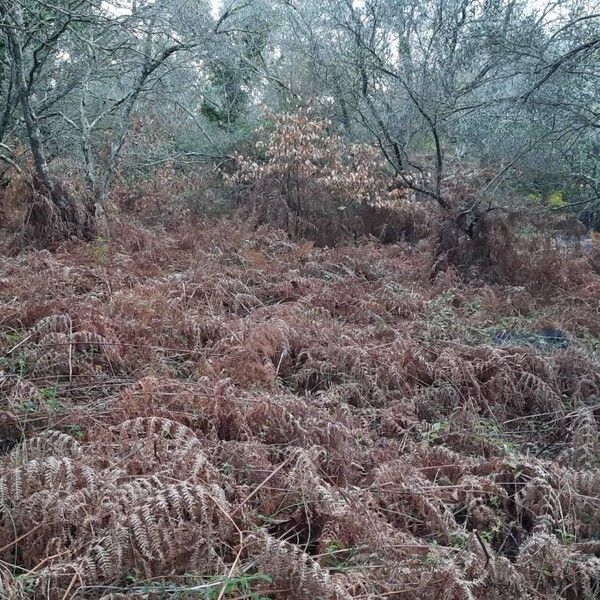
left=64, top=424, right=85, bottom=440
left=426, top=420, right=449, bottom=441
left=449, top=532, right=469, bottom=549
left=1, top=330, right=23, bottom=346
left=200, top=101, right=227, bottom=124
left=91, top=236, right=109, bottom=264
left=557, top=530, right=577, bottom=544
left=1, top=353, right=31, bottom=379
left=476, top=418, right=515, bottom=455
left=479, top=517, right=503, bottom=544
left=221, top=462, right=233, bottom=475
left=322, top=542, right=362, bottom=572
left=201, top=573, right=272, bottom=599
left=39, top=385, right=64, bottom=412
left=202, top=24, right=268, bottom=128
left=548, top=190, right=567, bottom=208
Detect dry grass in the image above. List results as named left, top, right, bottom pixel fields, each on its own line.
left=0, top=217, right=599, bottom=599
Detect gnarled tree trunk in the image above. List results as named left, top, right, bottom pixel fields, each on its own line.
left=1, top=1, right=95, bottom=247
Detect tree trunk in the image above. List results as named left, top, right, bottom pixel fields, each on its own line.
left=1, top=1, right=94, bottom=246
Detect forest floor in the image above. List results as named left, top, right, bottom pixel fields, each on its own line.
left=0, top=218, right=599, bottom=599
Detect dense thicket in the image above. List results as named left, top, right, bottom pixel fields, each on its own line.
left=0, top=0, right=599, bottom=239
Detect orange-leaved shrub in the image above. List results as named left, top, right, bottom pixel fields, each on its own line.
left=226, top=108, right=433, bottom=245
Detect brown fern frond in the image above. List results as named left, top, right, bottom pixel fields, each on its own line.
left=249, top=532, right=352, bottom=600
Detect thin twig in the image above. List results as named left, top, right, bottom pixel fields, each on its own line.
left=2, top=333, right=33, bottom=356
left=0, top=524, right=42, bottom=554
left=60, top=570, right=79, bottom=600
left=474, top=530, right=491, bottom=567
left=230, top=452, right=297, bottom=518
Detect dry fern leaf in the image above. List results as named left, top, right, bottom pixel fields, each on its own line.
left=249, top=532, right=352, bottom=600
left=0, top=457, right=98, bottom=507
left=115, top=416, right=197, bottom=443
left=9, top=430, right=83, bottom=465
left=30, top=314, right=72, bottom=339
left=111, top=417, right=218, bottom=481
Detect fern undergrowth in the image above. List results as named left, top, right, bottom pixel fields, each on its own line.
left=0, top=219, right=598, bottom=599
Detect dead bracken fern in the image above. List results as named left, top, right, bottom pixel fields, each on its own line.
left=0, top=219, right=598, bottom=598
left=248, top=532, right=352, bottom=600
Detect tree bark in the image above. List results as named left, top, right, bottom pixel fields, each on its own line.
left=1, top=3, right=58, bottom=201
